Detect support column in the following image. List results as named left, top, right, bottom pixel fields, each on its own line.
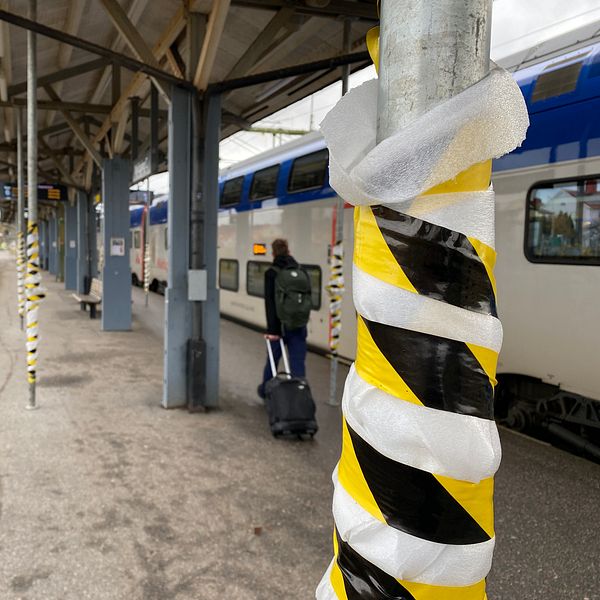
left=88, top=196, right=98, bottom=279
left=48, top=215, right=57, bottom=275
left=188, top=93, right=221, bottom=410
left=64, top=200, right=77, bottom=290
left=101, top=157, right=131, bottom=331
left=39, top=219, right=47, bottom=270
left=200, top=93, right=221, bottom=408
left=162, top=86, right=193, bottom=409
left=76, top=191, right=89, bottom=294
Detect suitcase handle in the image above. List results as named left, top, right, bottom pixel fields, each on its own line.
left=265, top=337, right=292, bottom=379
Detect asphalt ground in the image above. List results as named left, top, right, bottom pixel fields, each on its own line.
left=0, top=250, right=598, bottom=600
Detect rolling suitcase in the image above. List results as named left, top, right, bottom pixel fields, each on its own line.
left=264, top=338, right=318, bottom=439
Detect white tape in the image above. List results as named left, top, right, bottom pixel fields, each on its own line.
left=353, top=265, right=503, bottom=352
left=315, top=561, right=336, bottom=600
left=343, top=365, right=501, bottom=481
left=332, top=478, right=495, bottom=587
left=320, top=66, right=529, bottom=206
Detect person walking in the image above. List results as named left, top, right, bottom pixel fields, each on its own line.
left=258, top=238, right=312, bottom=399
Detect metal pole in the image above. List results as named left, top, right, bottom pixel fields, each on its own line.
left=377, top=0, right=492, bottom=141
left=16, top=107, right=25, bottom=330
left=327, top=19, right=352, bottom=406
left=25, top=0, right=42, bottom=410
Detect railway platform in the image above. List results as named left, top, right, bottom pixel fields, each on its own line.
left=0, top=250, right=599, bottom=600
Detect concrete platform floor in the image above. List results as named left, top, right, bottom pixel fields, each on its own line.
left=0, top=251, right=599, bottom=600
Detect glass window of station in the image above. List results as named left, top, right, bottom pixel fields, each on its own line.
left=219, top=259, right=239, bottom=292
left=526, top=176, right=600, bottom=264
left=221, top=176, right=244, bottom=207
left=250, top=165, right=279, bottom=201
left=288, top=149, right=328, bottom=193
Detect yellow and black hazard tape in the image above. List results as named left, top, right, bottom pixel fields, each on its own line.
left=330, top=528, right=488, bottom=600
left=327, top=241, right=345, bottom=353
left=25, top=222, right=45, bottom=385
left=356, top=316, right=497, bottom=419
left=16, top=230, right=26, bottom=320
left=354, top=205, right=497, bottom=316
left=338, top=419, right=494, bottom=544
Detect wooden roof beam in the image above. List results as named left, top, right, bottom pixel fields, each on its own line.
left=225, top=6, right=295, bottom=81
left=231, top=0, right=378, bottom=21
left=44, top=84, right=103, bottom=167
left=73, top=3, right=195, bottom=174
left=8, top=58, right=110, bottom=97
left=194, top=0, right=231, bottom=91
left=99, top=0, right=170, bottom=101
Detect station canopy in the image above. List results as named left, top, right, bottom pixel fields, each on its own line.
left=0, top=0, right=377, bottom=222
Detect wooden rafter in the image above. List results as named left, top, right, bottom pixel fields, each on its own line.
left=99, top=0, right=169, bottom=100
left=193, top=0, right=231, bottom=91
left=45, top=84, right=103, bottom=167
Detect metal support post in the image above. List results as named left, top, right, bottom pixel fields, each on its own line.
left=48, top=214, right=57, bottom=275
left=130, top=96, right=139, bottom=162
left=88, top=194, right=98, bottom=280
left=64, top=199, right=77, bottom=290
left=101, top=157, right=132, bottom=331
left=76, top=190, right=89, bottom=293
left=316, top=1, right=514, bottom=598
left=188, top=92, right=221, bottom=410
left=162, top=86, right=193, bottom=409
left=39, top=219, right=47, bottom=270
left=150, top=83, right=159, bottom=173
left=25, top=0, right=44, bottom=410
left=327, top=18, right=352, bottom=406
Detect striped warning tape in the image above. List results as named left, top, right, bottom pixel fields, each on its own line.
left=143, top=241, right=150, bottom=294
left=317, top=19, right=529, bottom=598
left=25, top=222, right=45, bottom=385
left=16, top=230, right=26, bottom=322
left=326, top=241, right=345, bottom=354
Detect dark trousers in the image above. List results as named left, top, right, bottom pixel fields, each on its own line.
left=262, top=327, right=307, bottom=387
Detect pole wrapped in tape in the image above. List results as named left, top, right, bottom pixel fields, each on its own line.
left=316, top=24, right=529, bottom=600
left=327, top=241, right=345, bottom=354
left=16, top=230, right=26, bottom=325
left=25, top=222, right=45, bottom=385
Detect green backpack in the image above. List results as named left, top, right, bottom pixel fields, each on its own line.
left=273, top=265, right=312, bottom=330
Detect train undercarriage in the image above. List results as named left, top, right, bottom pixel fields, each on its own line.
left=496, top=374, right=600, bottom=462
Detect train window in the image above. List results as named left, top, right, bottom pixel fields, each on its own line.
left=219, top=259, right=239, bottom=292
left=531, top=61, right=583, bottom=102
left=250, top=165, right=279, bottom=200
left=288, top=149, right=328, bottom=193
left=301, top=264, right=322, bottom=310
left=246, top=261, right=271, bottom=297
left=132, top=230, right=141, bottom=249
left=525, top=177, right=600, bottom=264
left=221, top=176, right=244, bottom=207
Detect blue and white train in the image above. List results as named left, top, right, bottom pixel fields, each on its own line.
left=132, top=41, right=600, bottom=449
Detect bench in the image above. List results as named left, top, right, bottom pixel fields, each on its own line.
left=72, top=277, right=102, bottom=319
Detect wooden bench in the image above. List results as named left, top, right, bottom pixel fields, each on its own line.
left=72, top=277, right=102, bottom=319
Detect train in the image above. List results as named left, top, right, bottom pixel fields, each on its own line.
left=125, top=41, right=600, bottom=456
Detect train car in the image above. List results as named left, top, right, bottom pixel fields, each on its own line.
left=215, top=42, right=600, bottom=449
left=134, top=41, right=600, bottom=450
left=129, top=204, right=144, bottom=286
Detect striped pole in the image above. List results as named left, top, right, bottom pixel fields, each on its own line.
left=317, top=1, right=528, bottom=598
left=25, top=0, right=43, bottom=410
left=16, top=108, right=25, bottom=329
